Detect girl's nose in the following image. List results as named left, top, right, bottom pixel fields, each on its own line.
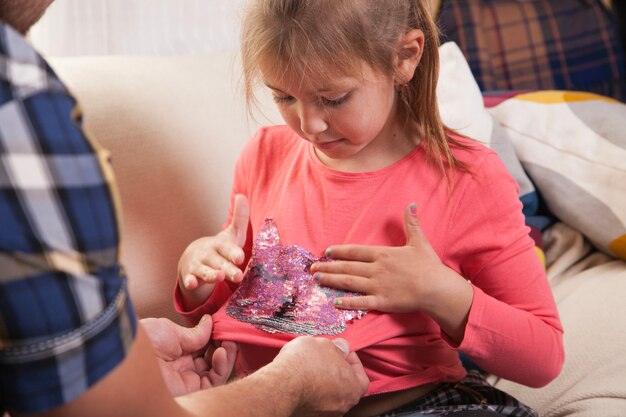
left=299, top=105, right=328, bottom=136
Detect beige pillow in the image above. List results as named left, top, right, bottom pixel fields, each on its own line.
left=488, top=92, right=626, bottom=261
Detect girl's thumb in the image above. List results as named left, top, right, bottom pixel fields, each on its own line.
left=404, top=202, right=423, bottom=247
left=230, top=194, right=250, bottom=247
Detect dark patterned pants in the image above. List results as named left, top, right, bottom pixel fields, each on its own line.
left=377, top=371, right=537, bottom=417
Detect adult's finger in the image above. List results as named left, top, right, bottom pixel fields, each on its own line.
left=208, top=341, right=237, bottom=386
left=344, top=351, right=369, bottom=394
left=332, top=338, right=369, bottom=394
left=176, top=314, right=214, bottom=352
left=331, top=338, right=350, bottom=355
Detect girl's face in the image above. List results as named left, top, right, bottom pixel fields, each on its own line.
left=263, top=62, right=413, bottom=172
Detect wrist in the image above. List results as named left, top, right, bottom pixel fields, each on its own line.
left=422, top=267, right=473, bottom=344
left=178, top=278, right=215, bottom=311
left=250, top=358, right=305, bottom=415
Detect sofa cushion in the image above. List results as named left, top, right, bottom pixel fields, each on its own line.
left=488, top=91, right=626, bottom=261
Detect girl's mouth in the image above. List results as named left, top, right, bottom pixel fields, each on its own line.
left=315, top=139, right=343, bottom=150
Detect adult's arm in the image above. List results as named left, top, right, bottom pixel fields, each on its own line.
left=0, top=28, right=367, bottom=415
left=15, top=327, right=368, bottom=417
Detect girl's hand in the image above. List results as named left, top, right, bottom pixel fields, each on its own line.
left=177, top=194, right=249, bottom=307
left=312, top=203, right=473, bottom=343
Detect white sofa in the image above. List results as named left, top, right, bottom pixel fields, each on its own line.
left=49, top=53, right=282, bottom=322
left=49, top=51, right=626, bottom=416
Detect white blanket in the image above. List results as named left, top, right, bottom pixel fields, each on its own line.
left=491, top=222, right=626, bottom=416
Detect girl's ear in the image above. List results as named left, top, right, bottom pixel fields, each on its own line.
left=395, top=29, right=425, bottom=85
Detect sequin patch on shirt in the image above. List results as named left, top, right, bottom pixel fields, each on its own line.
left=226, top=218, right=366, bottom=335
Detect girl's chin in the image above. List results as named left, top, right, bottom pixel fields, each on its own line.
left=313, top=147, right=357, bottom=170
left=314, top=145, right=350, bottom=163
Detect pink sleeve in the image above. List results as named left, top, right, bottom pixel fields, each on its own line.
left=444, top=152, right=564, bottom=388
left=173, top=280, right=238, bottom=324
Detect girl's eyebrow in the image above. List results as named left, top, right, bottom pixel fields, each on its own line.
left=265, top=82, right=338, bottom=94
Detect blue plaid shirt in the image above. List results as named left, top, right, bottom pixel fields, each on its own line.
left=0, top=23, right=137, bottom=414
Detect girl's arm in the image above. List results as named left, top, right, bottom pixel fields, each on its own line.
left=314, top=203, right=562, bottom=387
left=314, top=153, right=564, bottom=388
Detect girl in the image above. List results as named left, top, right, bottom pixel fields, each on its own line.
left=175, top=1, right=564, bottom=416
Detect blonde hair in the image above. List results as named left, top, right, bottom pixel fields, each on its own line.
left=241, top=0, right=469, bottom=177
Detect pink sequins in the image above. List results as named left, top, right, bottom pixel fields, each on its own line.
left=226, top=218, right=366, bottom=335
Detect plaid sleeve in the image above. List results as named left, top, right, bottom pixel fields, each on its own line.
left=0, top=24, right=137, bottom=414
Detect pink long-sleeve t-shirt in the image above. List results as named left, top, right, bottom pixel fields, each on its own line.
left=175, top=125, right=564, bottom=395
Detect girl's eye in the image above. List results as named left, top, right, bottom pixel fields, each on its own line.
left=272, top=95, right=294, bottom=104
left=320, top=93, right=351, bottom=108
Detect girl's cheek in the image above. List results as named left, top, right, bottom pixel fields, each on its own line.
left=280, top=110, right=301, bottom=133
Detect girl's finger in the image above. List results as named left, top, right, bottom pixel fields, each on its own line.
left=324, top=244, right=381, bottom=262
left=311, top=259, right=371, bottom=277
left=182, top=273, right=199, bottom=289
left=190, top=265, right=224, bottom=284
left=404, top=203, right=437, bottom=257
left=333, top=295, right=379, bottom=311
left=216, top=240, right=245, bottom=267
left=229, top=194, right=250, bottom=248
left=316, top=273, right=370, bottom=294
left=216, top=259, right=244, bottom=282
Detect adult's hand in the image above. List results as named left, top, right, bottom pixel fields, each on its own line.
left=274, top=336, right=369, bottom=416
left=140, top=315, right=237, bottom=396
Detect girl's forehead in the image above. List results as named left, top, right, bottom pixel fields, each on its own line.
left=263, top=72, right=355, bottom=93
left=260, top=60, right=382, bottom=92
